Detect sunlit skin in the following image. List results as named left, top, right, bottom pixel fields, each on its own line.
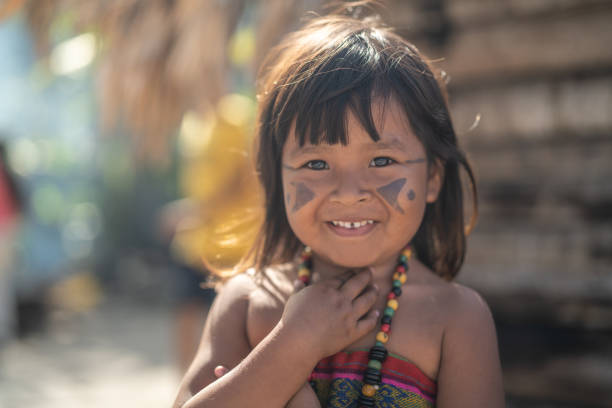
left=282, top=99, right=442, bottom=286
left=174, top=98, right=505, bottom=408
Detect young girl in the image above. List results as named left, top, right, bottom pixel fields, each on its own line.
left=173, top=8, right=504, bottom=408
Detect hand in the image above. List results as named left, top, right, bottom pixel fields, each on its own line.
left=281, top=268, right=380, bottom=361
left=214, top=366, right=321, bottom=408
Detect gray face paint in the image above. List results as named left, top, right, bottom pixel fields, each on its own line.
left=290, top=182, right=315, bottom=212
left=407, top=189, right=416, bottom=201
left=286, top=193, right=291, bottom=206
left=377, top=178, right=406, bottom=213
left=405, top=158, right=426, bottom=165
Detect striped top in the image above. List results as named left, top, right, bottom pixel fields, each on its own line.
left=308, top=349, right=437, bottom=407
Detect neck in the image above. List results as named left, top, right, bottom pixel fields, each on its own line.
left=310, top=251, right=402, bottom=288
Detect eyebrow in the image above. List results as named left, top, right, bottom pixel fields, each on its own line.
left=288, top=134, right=409, bottom=155
left=290, top=145, right=331, bottom=156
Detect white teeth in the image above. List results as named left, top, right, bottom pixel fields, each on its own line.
left=331, top=220, right=375, bottom=229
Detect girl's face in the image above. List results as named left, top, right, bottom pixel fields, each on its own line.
left=281, top=100, right=442, bottom=269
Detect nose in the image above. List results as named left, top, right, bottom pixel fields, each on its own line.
left=329, top=169, right=372, bottom=205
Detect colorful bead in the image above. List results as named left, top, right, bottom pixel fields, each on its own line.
left=368, top=359, right=382, bottom=370
left=376, top=331, right=389, bottom=343
left=392, top=272, right=407, bottom=284
left=369, top=345, right=388, bottom=362
left=362, top=384, right=377, bottom=397
left=298, top=244, right=412, bottom=404
left=358, top=395, right=375, bottom=407
left=363, top=368, right=382, bottom=384
left=383, top=307, right=395, bottom=317
left=369, top=345, right=387, bottom=362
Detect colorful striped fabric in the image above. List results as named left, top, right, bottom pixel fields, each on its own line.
left=308, top=349, right=436, bottom=407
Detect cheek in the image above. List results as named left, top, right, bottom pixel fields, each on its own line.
left=375, top=171, right=429, bottom=215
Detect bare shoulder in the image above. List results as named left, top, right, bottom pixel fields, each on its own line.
left=436, top=281, right=505, bottom=407
left=438, top=282, right=498, bottom=341
left=173, top=272, right=258, bottom=407
left=246, top=263, right=295, bottom=347
left=216, top=272, right=258, bottom=305
left=191, top=272, right=258, bottom=362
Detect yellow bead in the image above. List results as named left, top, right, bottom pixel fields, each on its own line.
left=298, top=267, right=310, bottom=277
left=402, top=248, right=412, bottom=259
left=376, top=331, right=389, bottom=343
left=387, top=299, right=398, bottom=310
left=392, top=272, right=406, bottom=284
left=362, top=384, right=377, bottom=397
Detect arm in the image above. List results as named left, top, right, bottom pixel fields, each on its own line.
left=436, top=285, right=505, bottom=407
left=174, top=269, right=379, bottom=408
left=211, top=367, right=321, bottom=408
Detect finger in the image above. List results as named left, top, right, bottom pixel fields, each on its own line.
left=214, top=365, right=228, bottom=378
left=293, top=279, right=305, bottom=293
left=339, top=268, right=372, bottom=299
left=324, top=269, right=357, bottom=289
left=355, top=308, right=380, bottom=337
left=351, top=285, right=378, bottom=319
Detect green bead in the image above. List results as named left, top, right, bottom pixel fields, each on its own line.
left=400, top=255, right=407, bottom=263
left=383, top=307, right=395, bottom=317
left=375, top=341, right=385, bottom=347
left=392, top=280, right=402, bottom=288
left=368, top=359, right=382, bottom=370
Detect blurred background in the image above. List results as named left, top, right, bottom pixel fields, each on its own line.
left=0, top=1, right=611, bottom=407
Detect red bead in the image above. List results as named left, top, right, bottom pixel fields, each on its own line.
left=299, top=275, right=310, bottom=284
left=387, top=292, right=396, bottom=300
left=381, top=324, right=390, bottom=333
left=395, top=265, right=405, bottom=273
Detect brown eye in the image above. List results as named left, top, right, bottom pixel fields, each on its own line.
left=369, top=157, right=395, bottom=167
left=305, top=160, right=329, bottom=170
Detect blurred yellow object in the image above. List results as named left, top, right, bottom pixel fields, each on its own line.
left=172, top=94, right=261, bottom=271
left=229, top=27, right=256, bottom=67
left=47, top=272, right=103, bottom=313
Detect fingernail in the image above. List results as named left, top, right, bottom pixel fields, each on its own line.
left=374, top=309, right=380, bottom=317
left=373, top=283, right=379, bottom=291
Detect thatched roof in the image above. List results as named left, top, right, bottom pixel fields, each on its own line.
left=5, top=0, right=325, bottom=159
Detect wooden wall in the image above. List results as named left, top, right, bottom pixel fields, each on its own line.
left=388, top=1, right=612, bottom=405
left=388, top=0, right=612, bottom=320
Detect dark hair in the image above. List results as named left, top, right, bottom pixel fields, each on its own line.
left=249, top=12, right=477, bottom=280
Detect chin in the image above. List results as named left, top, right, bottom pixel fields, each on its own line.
left=320, top=248, right=381, bottom=269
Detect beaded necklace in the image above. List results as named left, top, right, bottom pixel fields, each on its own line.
left=297, top=245, right=413, bottom=408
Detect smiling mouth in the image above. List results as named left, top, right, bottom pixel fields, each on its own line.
left=330, top=220, right=375, bottom=229
left=326, top=219, right=378, bottom=236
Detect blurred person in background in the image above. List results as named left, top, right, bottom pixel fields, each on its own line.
left=0, top=140, right=23, bottom=344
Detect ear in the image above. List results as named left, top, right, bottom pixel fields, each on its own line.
left=425, top=160, right=443, bottom=203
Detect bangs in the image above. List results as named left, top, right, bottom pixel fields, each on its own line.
left=272, top=29, right=396, bottom=148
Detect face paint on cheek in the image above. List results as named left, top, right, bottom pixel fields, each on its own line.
left=407, top=189, right=416, bottom=201
left=377, top=178, right=407, bottom=213
left=290, top=182, right=315, bottom=213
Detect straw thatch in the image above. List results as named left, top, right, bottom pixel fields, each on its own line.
left=6, top=0, right=326, bottom=159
